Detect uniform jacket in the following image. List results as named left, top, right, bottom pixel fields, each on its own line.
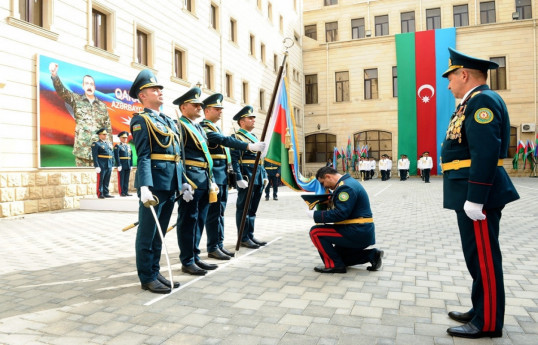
left=231, top=130, right=267, bottom=185
left=398, top=159, right=410, bottom=169
left=420, top=156, right=433, bottom=169
left=441, top=84, right=519, bottom=210
left=264, top=161, right=281, bottom=177
left=114, top=143, right=133, bottom=169
left=201, top=120, right=248, bottom=185
left=130, top=109, right=184, bottom=191
left=91, top=140, right=114, bottom=169
left=178, top=117, right=212, bottom=190
left=313, top=174, right=375, bottom=245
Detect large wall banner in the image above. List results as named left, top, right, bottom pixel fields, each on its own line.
left=38, top=54, right=142, bottom=167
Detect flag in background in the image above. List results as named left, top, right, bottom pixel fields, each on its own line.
left=333, top=147, right=338, bottom=170
left=264, top=75, right=325, bottom=194
left=512, top=140, right=525, bottom=170
left=341, top=147, right=346, bottom=172
left=396, top=28, right=456, bottom=175
left=535, top=133, right=538, bottom=158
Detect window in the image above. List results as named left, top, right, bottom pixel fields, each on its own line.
left=273, top=54, right=278, bottom=72
left=259, top=89, right=265, bottom=110
left=136, top=29, right=149, bottom=66
left=210, top=3, right=219, bottom=30
left=204, top=63, right=214, bottom=90
left=305, top=74, right=318, bottom=104
left=351, top=18, right=365, bottom=39
left=490, top=57, right=506, bottom=90
left=516, top=0, right=532, bottom=19
left=508, top=126, right=517, bottom=157
left=401, top=11, right=415, bottom=33
left=260, top=43, right=266, bottom=64
left=392, top=66, right=398, bottom=97
left=305, top=133, right=337, bottom=163
left=257, top=0, right=262, bottom=10
left=426, top=8, right=441, bottom=30
left=92, top=9, right=107, bottom=50
left=453, top=5, right=469, bottom=27
left=279, top=15, right=284, bottom=34
left=355, top=130, right=392, bottom=160
left=230, top=18, right=237, bottom=43
left=249, top=34, right=255, bottom=56
left=335, top=71, right=349, bottom=102
left=174, top=48, right=186, bottom=79
left=268, top=2, right=272, bottom=21
left=19, top=0, right=43, bottom=26
left=364, top=68, right=378, bottom=100
left=242, top=81, right=249, bottom=103
left=324, top=0, right=338, bottom=5
left=225, top=73, right=233, bottom=98
left=375, top=15, right=389, bottom=36
left=480, top=1, right=496, bottom=24
left=325, top=21, right=338, bottom=42
left=305, top=24, right=317, bottom=40
left=185, top=0, right=195, bottom=13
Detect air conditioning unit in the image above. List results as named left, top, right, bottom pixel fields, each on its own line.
left=521, top=123, right=536, bottom=133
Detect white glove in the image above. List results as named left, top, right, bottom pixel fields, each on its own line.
left=95, top=167, right=101, bottom=174
left=306, top=210, right=315, bottom=218
left=248, top=142, right=266, bottom=152
left=263, top=178, right=269, bottom=187
left=117, top=166, right=122, bottom=172
left=181, top=183, right=194, bottom=202
left=236, top=180, right=248, bottom=189
left=210, top=182, right=219, bottom=193
left=140, top=186, right=153, bottom=204
left=181, top=183, right=193, bottom=194
left=463, top=201, right=486, bottom=221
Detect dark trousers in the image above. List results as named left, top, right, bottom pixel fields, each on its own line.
left=135, top=189, right=175, bottom=284
left=381, top=170, right=389, bottom=181
left=361, top=170, right=368, bottom=180
left=265, top=175, right=279, bottom=198
left=96, top=168, right=111, bottom=197
left=455, top=207, right=505, bottom=332
left=177, top=188, right=209, bottom=266
left=118, top=168, right=131, bottom=195
left=423, top=168, right=431, bottom=182
left=399, top=169, right=407, bottom=181
left=205, top=184, right=227, bottom=252
left=236, top=184, right=263, bottom=242
left=309, top=225, right=376, bottom=268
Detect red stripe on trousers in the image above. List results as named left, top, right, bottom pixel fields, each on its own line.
left=473, top=214, right=497, bottom=332
left=96, top=172, right=101, bottom=197
left=117, top=170, right=122, bottom=195
left=310, top=228, right=343, bottom=269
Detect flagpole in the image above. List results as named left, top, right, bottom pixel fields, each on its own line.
left=235, top=39, right=293, bottom=252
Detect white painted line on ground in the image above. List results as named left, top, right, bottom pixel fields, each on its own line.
left=145, top=236, right=282, bottom=306
left=374, top=184, right=392, bottom=197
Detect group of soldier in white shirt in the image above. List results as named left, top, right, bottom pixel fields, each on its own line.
left=355, top=152, right=433, bottom=182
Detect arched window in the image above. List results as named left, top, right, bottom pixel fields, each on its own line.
left=354, top=130, right=392, bottom=160
left=305, top=133, right=336, bottom=163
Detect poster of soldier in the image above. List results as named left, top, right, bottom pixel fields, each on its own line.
left=38, top=54, right=142, bottom=167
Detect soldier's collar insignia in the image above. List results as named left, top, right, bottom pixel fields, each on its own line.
left=474, top=108, right=494, bottom=124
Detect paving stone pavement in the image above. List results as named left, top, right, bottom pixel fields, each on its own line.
left=0, top=176, right=537, bottom=345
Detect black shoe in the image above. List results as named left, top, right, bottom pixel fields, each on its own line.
left=314, top=265, right=347, bottom=274
left=447, top=322, right=502, bottom=339
left=120, top=194, right=126, bottom=197
left=126, top=193, right=133, bottom=196
left=208, top=248, right=231, bottom=260
left=367, top=249, right=384, bottom=271
left=98, top=195, right=105, bottom=199
left=265, top=196, right=269, bottom=201
left=220, top=247, right=235, bottom=257
left=141, top=279, right=171, bottom=294
left=157, top=273, right=180, bottom=288
left=240, top=239, right=260, bottom=249
left=104, top=194, right=114, bottom=198
left=195, top=260, right=218, bottom=270
left=181, top=264, right=207, bottom=276
left=251, top=237, right=267, bottom=246
left=273, top=197, right=278, bottom=200
left=448, top=311, right=473, bottom=323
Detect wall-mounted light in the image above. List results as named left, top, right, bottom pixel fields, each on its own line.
left=317, top=124, right=321, bottom=130
left=512, top=11, right=520, bottom=20
left=365, top=30, right=372, bottom=37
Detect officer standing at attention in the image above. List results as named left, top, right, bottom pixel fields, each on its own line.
left=92, top=128, right=114, bottom=198
left=200, top=93, right=266, bottom=260
left=379, top=155, right=390, bottom=181
left=264, top=161, right=280, bottom=201
left=129, top=69, right=184, bottom=293
left=174, top=88, right=219, bottom=275
left=420, top=151, right=433, bottom=183
left=306, top=166, right=383, bottom=273
left=231, top=106, right=268, bottom=249
left=397, top=154, right=410, bottom=181
left=114, top=131, right=133, bottom=196
left=441, top=47, right=519, bottom=339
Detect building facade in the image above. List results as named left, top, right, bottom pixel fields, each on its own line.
left=0, top=0, right=305, bottom=217
left=302, top=0, right=537, bottom=175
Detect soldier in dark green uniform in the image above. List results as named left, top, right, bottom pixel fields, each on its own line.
left=129, top=69, right=184, bottom=293
left=263, top=161, right=280, bottom=201
left=91, top=128, right=114, bottom=198
left=49, top=62, right=112, bottom=167
left=114, top=131, right=133, bottom=196
left=200, top=94, right=266, bottom=260
left=441, top=47, right=519, bottom=339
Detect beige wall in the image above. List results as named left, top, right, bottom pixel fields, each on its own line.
left=0, top=0, right=304, bottom=217
left=303, top=0, right=538, bottom=175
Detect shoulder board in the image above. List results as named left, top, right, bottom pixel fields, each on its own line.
left=336, top=181, right=345, bottom=188
left=202, top=122, right=218, bottom=132
left=470, top=91, right=482, bottom=99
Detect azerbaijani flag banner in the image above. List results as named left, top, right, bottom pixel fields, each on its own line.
left=396, top=28, right=456, bottom=175
left=513, top=140, right=525, bottom=169
left=264, top=76, right=325, bottom=194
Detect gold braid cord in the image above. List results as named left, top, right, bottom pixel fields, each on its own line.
left=139, top=113, right=177, bottom=153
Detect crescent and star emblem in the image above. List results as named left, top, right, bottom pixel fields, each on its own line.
left=417, top=84, right=435, bottom=103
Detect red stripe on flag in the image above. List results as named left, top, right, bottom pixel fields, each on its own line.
left=415, top=31, right=438, bottom=174
left=274, top=105, right=287, bottom=142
